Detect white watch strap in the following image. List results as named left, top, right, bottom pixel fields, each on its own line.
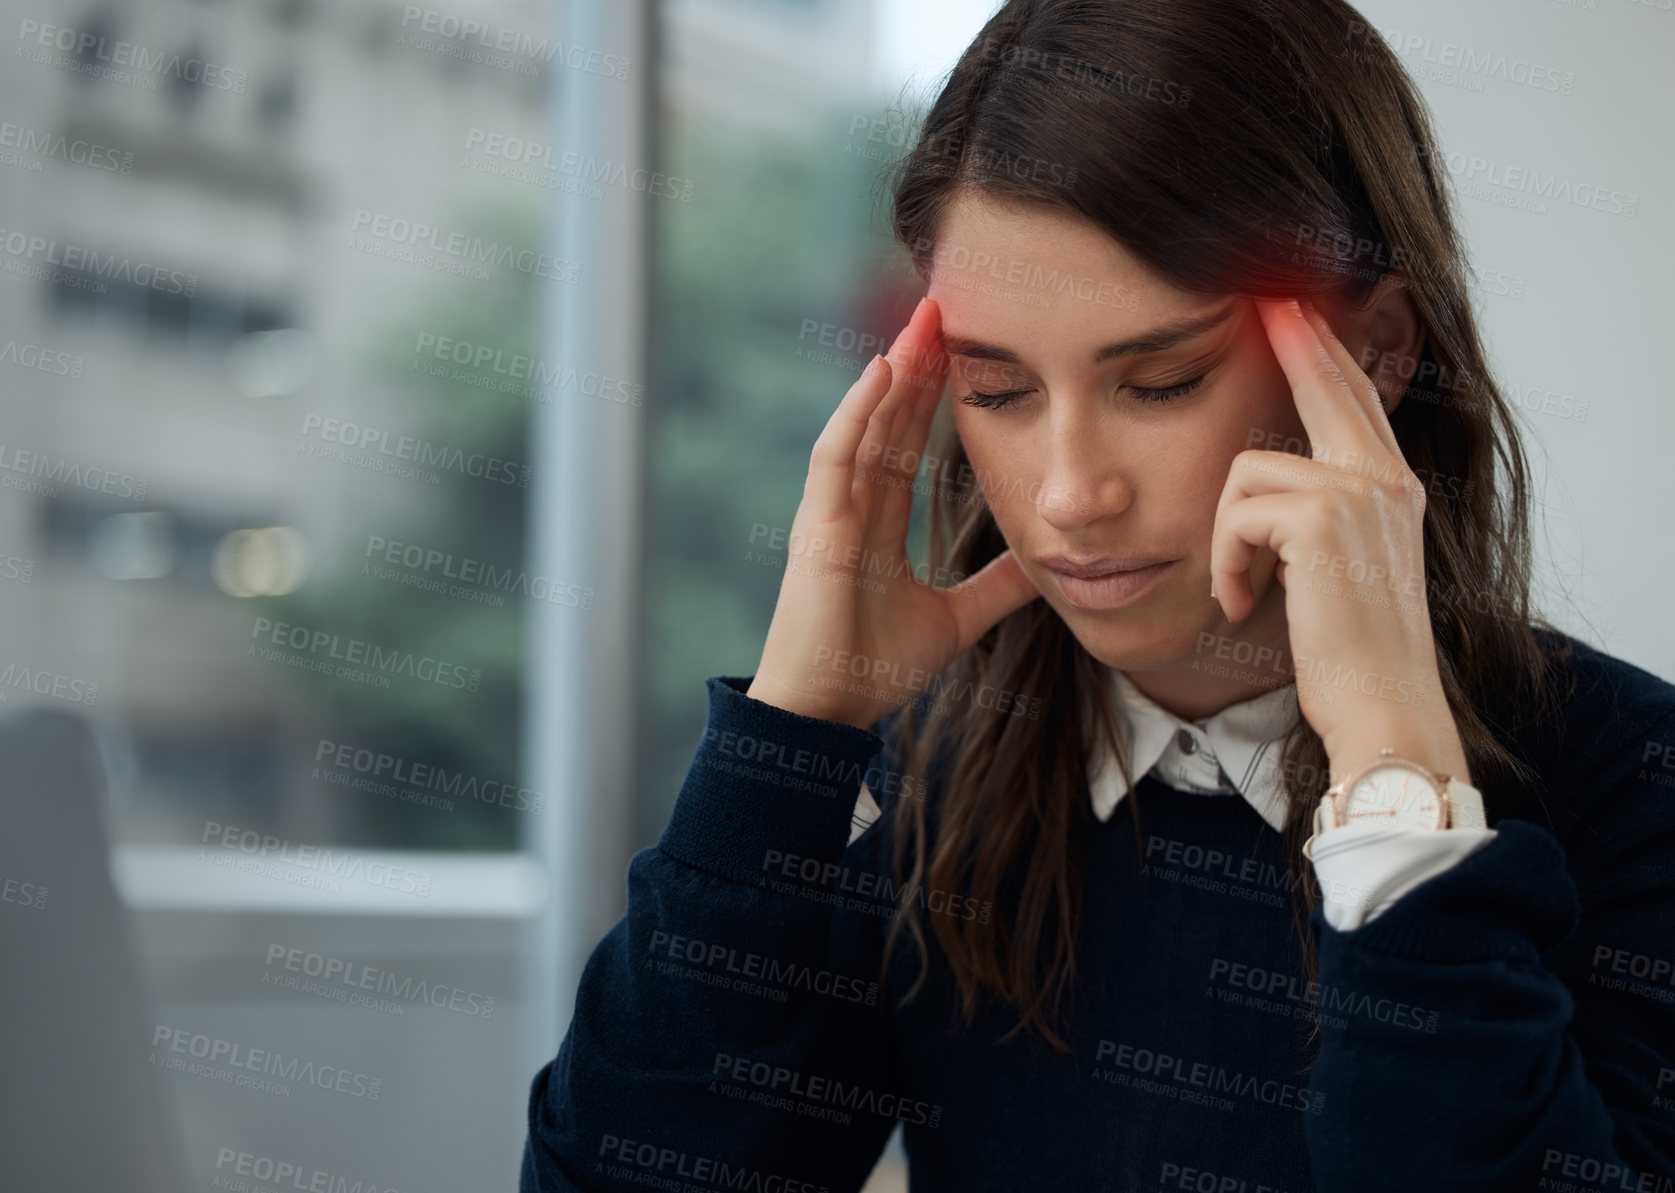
left=1306, top=775, right=1485, bottom=859
left=1446, top=777, right=1485, bottom=830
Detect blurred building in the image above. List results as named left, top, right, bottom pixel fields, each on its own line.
left=0, top=0, right=897, bottom=1189
left=0, top=0, right=557, bottom=849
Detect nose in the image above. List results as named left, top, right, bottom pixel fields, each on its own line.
left=1034, top=403, right=1133, bottom=532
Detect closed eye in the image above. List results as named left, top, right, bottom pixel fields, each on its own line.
left=1129, top=374, right=1207, bottom=403
left=958, top=388, right=1033, bottom=410
left=958, top=373, right=1208, bottom=411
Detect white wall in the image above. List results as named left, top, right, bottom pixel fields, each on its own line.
left=1355, top=0, right=1675, bottom=679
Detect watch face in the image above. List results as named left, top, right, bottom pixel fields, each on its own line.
left=1343, top=763, right=1445, bottom=830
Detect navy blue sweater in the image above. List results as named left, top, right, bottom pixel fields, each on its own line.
left=521, top=632, right=1675, bottom=1192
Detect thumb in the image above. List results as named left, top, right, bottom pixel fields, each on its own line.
left=945, top=548, right=1042, bottom=654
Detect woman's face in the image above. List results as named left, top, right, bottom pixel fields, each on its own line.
left=926, top=191, right=1308, bottom=676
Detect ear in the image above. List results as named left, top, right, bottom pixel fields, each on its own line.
left=1324, top=272, right=1426, bottom=417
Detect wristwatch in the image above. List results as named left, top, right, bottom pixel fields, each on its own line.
left=1302, top=748, right=1485, bottom=860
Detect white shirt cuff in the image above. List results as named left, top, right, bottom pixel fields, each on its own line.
left=1310, top=824, right=1498, bottom=931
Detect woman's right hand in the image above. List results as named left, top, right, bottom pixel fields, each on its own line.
left=746, top=296, right=1042, bottom=730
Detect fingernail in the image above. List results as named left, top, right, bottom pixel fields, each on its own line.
left=913, top=296, right=929, bottom=320
left=1287, top=298, right=1303, bottom=316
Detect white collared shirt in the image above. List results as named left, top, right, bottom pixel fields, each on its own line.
left=850, top=669, right=1497, bottom=930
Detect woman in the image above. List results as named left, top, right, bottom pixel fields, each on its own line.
left=521, top=0, right=1675, bottom=1189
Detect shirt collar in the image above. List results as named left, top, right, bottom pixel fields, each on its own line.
left=1087, top=669, right=1301, bottom=833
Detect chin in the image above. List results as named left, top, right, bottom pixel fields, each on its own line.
left=1050, top=604, right=1212, bottom=674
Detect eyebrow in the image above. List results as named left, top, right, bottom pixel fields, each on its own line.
left=940, top=299, right=1239, bottom=365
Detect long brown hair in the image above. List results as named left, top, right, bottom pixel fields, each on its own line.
left=872, top=0, right=1572, bottom=1057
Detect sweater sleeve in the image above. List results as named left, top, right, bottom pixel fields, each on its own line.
left=519, top=675, right=913, bottom=1193
left=1301, top=709, right=1675, bottom=1192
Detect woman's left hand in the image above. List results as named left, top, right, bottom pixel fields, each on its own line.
left=1209, top=296, right=1470, bottom=787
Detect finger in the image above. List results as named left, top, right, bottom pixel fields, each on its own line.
left=942, top=547, right=1041, bottom=654
left=1210, top=451, right=1373, bottom=619
left=876, top=304, right=950, bottom=544
left=853, top=298, right=942, bottom=510
left=892, top=296, right=948, bottom=389
left=802, top=297, right=935, bottom=523
left=1222, top=442, right=1424, bottom=530
left=1218, top=450, right=1372, bottom=509
left=802, top=351, right=895, bottom=524
left=1255, top=298, right=1389, bottom=464
left=1209, top=490, right=1323, bottom=622
left=1296, top=297, right=1402, bottom=456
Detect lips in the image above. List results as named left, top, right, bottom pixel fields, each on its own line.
left=1039, top=555, right=1176, bottom=578
left=1039, top=556, right=1179, bottom=611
